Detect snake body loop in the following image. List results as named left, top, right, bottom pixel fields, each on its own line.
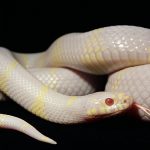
left=0, top=25, right=150, bottom=144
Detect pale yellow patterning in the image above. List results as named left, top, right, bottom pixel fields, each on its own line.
left=67, top=96, right=77, bottom=107
left=0, top=60, right=18, bottom=91
left=31, top=85, right=49, bottom=119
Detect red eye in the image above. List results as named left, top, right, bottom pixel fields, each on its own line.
left=105, top=98, right=114, bottom=106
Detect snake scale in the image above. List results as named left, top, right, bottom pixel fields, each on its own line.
left=0, top=25, right=150, bottom=144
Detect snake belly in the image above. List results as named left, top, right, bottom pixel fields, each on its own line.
left=0, top=25, right=150, bottom=144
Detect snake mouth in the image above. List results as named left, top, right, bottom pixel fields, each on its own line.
left=104, top=103, right=132, bottom=118
left=110, top=110, right=124, bottom=116
left=112, top=103, right=133, bottom=115
left=89, top=110, right=124, bottom=121
left=91, top=108, right=128, bottom=120
left=102, top=109, right=129, bottom=118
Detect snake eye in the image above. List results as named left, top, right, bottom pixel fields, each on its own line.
left=105, top=98, right=114, bottom=106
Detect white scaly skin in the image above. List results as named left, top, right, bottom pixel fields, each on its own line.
left=0, top=67, right=98, bottom=100
left=0, top=47, right=132, bottom=144
left=0, top=114, right=57, bottom=144
left=0, top=25, right=150, bottom=144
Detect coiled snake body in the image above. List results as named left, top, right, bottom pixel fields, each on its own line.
left=0, top=25, right=150, bottom=144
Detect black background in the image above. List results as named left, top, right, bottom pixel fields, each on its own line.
left=0, top=1, right=150, bottom=150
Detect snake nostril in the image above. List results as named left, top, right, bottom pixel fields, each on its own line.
left=123, top=99, right=127, bottom=103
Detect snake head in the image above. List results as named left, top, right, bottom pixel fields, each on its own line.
left=85, top=92, right=133, bottom=118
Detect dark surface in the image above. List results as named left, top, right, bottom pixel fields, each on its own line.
left=0, top=1, right=150, bottom=150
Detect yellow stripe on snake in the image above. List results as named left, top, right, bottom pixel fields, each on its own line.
left=1, top=25, right=150, bottom=144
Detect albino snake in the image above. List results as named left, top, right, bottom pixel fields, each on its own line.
left=0, top=25, right=150, bottom=144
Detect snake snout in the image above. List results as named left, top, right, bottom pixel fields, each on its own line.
left=115, top=94, right=133, bottom=113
